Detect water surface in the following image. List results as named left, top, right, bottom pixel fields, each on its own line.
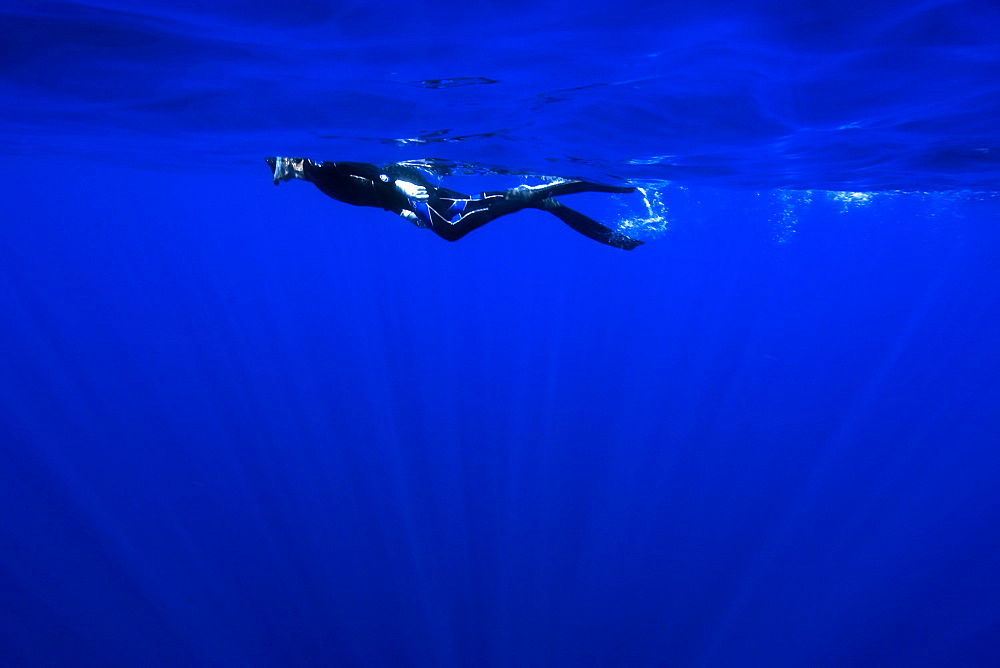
left=2, top=1, right=999, bottom=666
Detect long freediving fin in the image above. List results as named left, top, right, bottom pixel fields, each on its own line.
left=544, top=200, right=644, bottom=250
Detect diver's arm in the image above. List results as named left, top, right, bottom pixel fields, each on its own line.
left=395, top=179, right=429, bottom=202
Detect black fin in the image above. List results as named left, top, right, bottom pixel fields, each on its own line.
left=545, top=200, right=644, bottom=250
left=544, top=181, right=636, bottom=197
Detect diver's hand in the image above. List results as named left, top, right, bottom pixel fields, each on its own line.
left=267, top=156, right=307, bottom=184
left=395, top=180, right=429, bottom=202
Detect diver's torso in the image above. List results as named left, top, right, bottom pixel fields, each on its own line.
left=305, top=161, right=399, bottom=209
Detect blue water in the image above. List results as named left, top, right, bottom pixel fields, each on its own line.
left=2, top=1, right=1000, bottom=666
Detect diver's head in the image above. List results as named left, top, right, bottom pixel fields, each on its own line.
left=266, top=156, right=308, bottom=185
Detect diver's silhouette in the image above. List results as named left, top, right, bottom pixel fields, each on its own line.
left=266, top=157, right=643, bottom=250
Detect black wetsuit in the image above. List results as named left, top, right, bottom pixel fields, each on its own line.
left=268, top=158, right=644, bottom=250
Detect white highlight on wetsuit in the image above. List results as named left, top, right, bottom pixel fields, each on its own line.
left=431, top=197, right=487, bottom=227
left=512, top=180, right=569, bottom=191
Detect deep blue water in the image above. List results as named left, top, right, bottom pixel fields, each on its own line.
left=2, top=1, right=1000, bottom=666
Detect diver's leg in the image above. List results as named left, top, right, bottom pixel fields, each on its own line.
left=426, top=196, right=516, bottom=241
left=423, top=187, right=643, bottom=249
left=541, top=198, right=644, bottom=250
left=504, top=181, right=635, bottom=204
left=432, top=196, right=642, bottom=249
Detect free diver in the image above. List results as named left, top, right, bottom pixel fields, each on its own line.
left=265, top=157, right=644, bottom=250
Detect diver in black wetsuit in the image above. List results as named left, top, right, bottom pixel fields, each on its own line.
left=265, top=157, right=644, bottom=250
